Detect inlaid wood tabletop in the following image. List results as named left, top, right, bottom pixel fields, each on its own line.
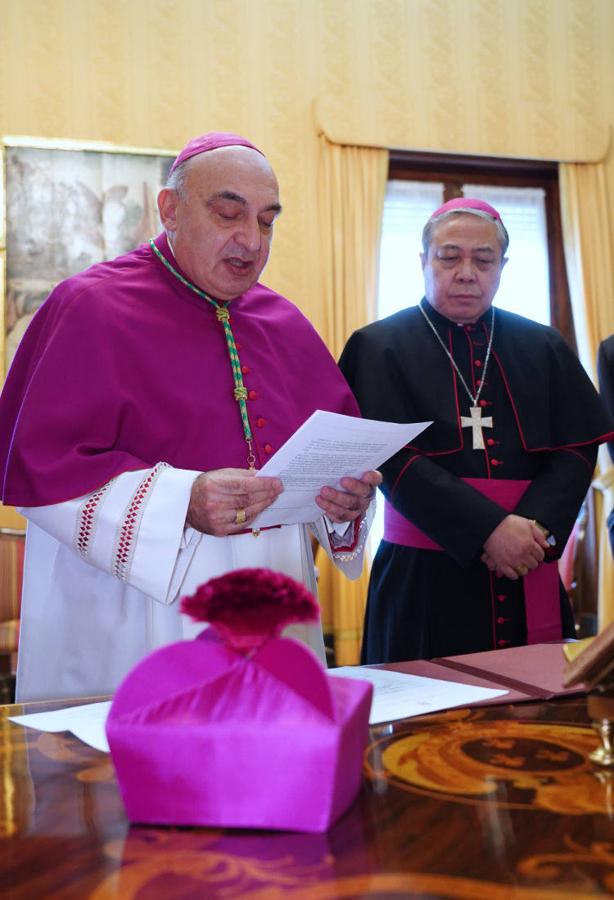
left=2, top=695, right=613, bottom=898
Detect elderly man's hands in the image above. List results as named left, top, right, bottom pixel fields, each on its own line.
left=187, top=468, right=382, bottom=536
left=187, top=469, right=283, bottom=536
left=481, top=514, right=551, bottom=580
left=315, top=470, right=383, bottom=524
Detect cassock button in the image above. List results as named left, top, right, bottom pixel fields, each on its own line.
left=264, top=443, right=273, bottom=454
left=497, top=594, right=507, bottom=602
left=491, top=459, right=500, bottom=467
left=479, top=399, right=488, bottom=407
left=248, top=390, right=258, bottom=400
left=497, top=639, right=510, bottom=647
left=241, top=365, right=250, bottom=375
left=487, top=438, right=495, bottom=446
left=497, top=616, right=510, bottom=625
left=256, top=417, right=266, bottom=428
left=474, top=359, right=483, bottom=368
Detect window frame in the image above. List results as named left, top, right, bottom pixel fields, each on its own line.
left=388, top=151, right=576, bottom=351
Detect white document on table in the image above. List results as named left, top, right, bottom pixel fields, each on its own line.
left=251, top=410, right=431, bottom=528
left=329, top=668, right=508, bottom=724
left=9, top=670, right=508, bottom=750
left=9, top=701, right=111, bottom=752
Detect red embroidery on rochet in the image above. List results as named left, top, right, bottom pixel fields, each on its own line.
left=112, top=463, right=169, bottom=580
left=331, top=517, right=361, bottom=553
left=76, top=480, right=114, bottom=558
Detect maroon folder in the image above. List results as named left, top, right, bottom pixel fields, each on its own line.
left=379, top=642, right=584, bottom=707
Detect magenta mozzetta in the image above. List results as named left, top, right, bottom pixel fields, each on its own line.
left=0, top=231, right=359, bottom=506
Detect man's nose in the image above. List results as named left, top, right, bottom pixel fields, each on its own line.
left=456, top=257, right=476, bottom=280
left=237, top=218, right=262, bottom=253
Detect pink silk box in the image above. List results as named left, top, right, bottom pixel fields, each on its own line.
left=106, top=629, right=373, bottom=833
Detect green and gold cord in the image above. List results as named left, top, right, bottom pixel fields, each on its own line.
left=150, top=238, right=256, bottom=468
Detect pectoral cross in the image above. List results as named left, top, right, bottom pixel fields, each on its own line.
left=461, top=406, right=493, bottom=450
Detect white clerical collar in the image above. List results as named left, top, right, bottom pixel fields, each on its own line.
left=166, top=234, right=177, bottom=259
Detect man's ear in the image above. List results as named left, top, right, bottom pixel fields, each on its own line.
left=157, top=188, right=179, bottom=231
left=420, top=251, right=427, bottom=272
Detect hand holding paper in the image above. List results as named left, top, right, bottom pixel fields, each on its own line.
left=187, top=468, right=283, bottom=536
left=251, top=411, right=431, bottom=528
left=316, top=470, right=383, bottom=524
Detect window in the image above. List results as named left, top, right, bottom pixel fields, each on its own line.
left=378, top=152, right=574, bottom=343
left=380, top=181, right=551, bottom=325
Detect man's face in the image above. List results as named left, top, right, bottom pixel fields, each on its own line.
left=420, top=214, right=507, bottom=324
left=158, top=146, right=281, bottom=301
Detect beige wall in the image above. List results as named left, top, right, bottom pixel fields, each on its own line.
left=1, top=0, right=613, bottom=334
left=1, top=0, right=613, bottom=529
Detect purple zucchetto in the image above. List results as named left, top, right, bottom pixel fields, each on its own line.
left=169, top=132, right=264, bottom=174
left=430, top=197, right=502, bottom=222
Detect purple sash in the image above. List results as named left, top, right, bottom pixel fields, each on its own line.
left=383, top=477, right=561, bottom=645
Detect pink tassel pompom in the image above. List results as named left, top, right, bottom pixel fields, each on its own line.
left=180, top=568, right=320, bottom=653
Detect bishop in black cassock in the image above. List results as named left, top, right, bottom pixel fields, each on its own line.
left=340, top=198, right=613, bottom=664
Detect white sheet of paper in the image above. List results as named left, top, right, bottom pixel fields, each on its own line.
left=251, top=410, right=431, bottom=527
left=329, top=667, right=508, bottom=724
left=8, top=670, right=508, bottom=750
left=9, top=701, right=111, bottom=752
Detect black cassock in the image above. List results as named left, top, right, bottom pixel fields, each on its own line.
left=597, top=334, right=614, bottom=464
left=597, top=333, right=614, bottom=553
left=339, top=300, right=613, bottom=663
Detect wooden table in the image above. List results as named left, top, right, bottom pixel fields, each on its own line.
left=2, top=695, right=613, bottom=898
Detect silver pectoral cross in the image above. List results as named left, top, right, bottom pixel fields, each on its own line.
left=461, top=406, right=493, bottom=450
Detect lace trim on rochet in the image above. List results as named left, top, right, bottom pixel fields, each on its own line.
left=112, top=463, right=170, bottom=581
left=75, top=479, right=116, bottom=559
left=331, top=514, right=369, bottom=563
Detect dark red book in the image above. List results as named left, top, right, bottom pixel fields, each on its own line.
left=379, top=641, right=584, bottom=707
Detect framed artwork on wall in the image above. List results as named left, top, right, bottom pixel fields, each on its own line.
left=0, top=136, right=175, bottom=381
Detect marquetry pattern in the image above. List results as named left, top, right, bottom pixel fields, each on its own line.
left=368, top=714, right=611, bottom=814
left=33, top=730, right=114, bottom=784
left=3, top=698, right=614, bottom=897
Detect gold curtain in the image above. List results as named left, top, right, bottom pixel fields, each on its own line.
left=559, top=161, right=614, bottom=627
left=315, top=135, right=388, bottom=665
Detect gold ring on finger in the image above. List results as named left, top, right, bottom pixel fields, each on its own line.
left=516, top=564, right=528, bottom=577
left=235, top=508, right=246, bottom=526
